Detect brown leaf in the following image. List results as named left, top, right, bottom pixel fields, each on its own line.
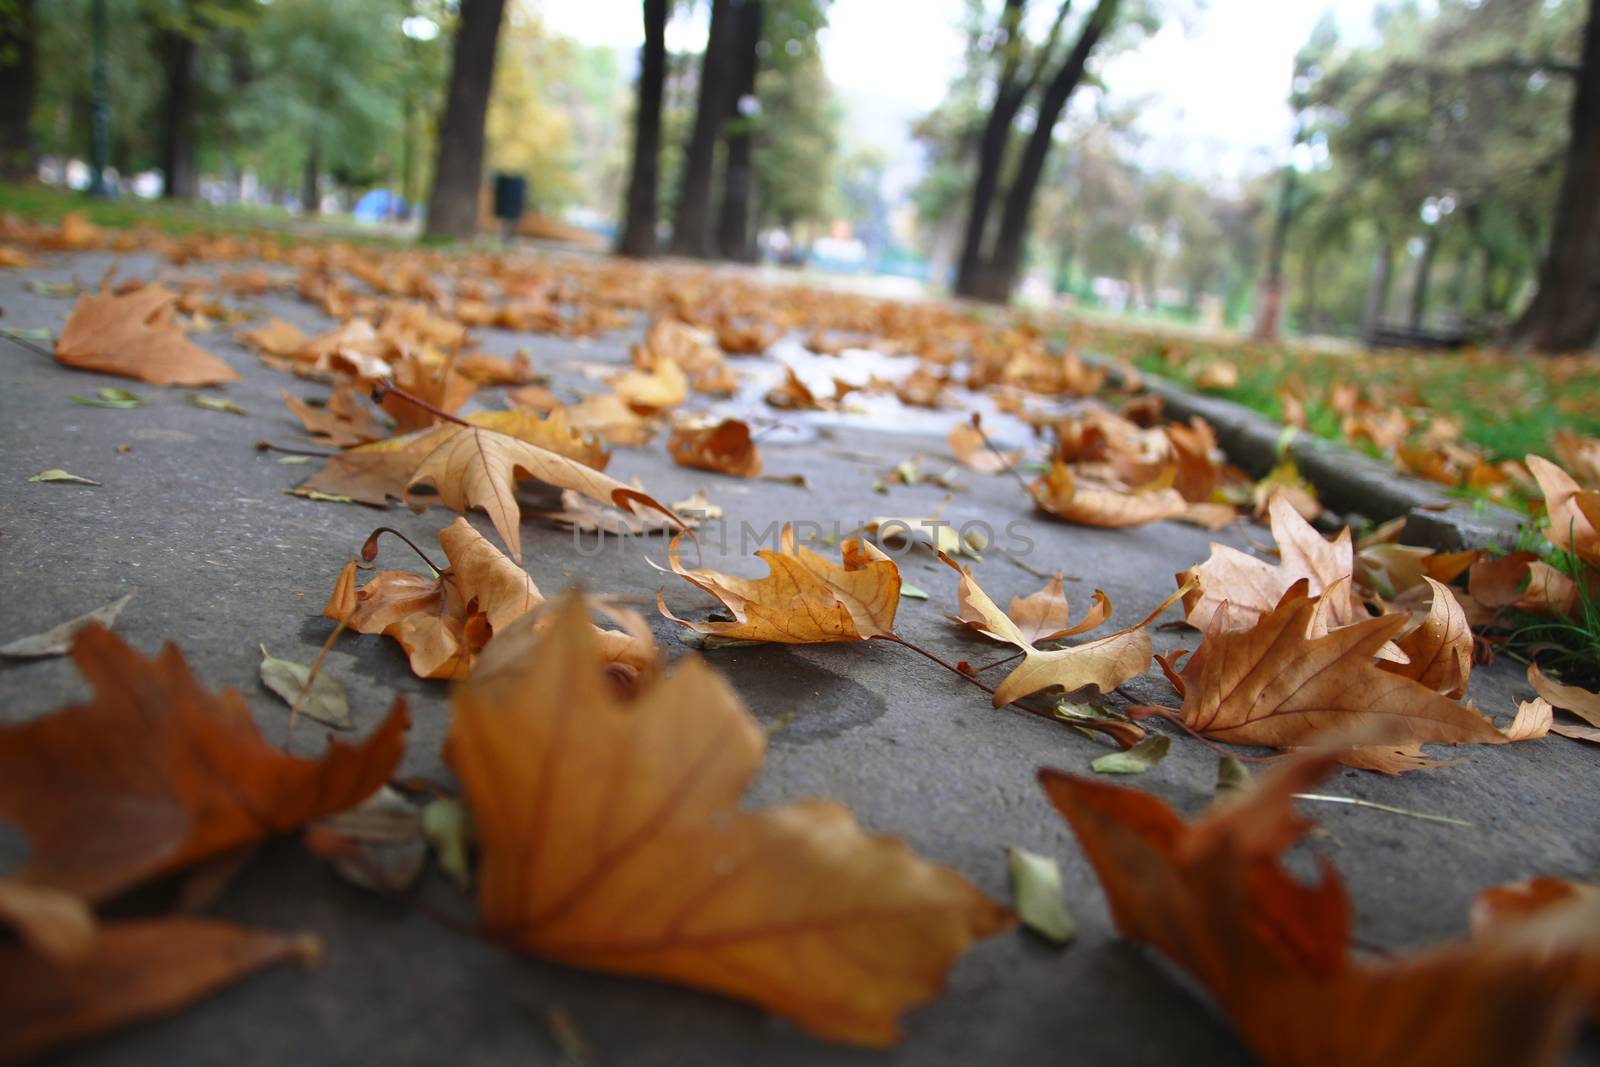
left=613, top=358, right=688, bottom=413
left=1527, top=454, right=1600, bottom=567
left=1527, top=664, right=1600, bottom=727
left=1174, top=583, right=1502, bottom=754
left=1182, top=492, right=1361, bottom=637
left=449, top=594, right=1011, bottom=1046
left=0, top=879, right=95, bottom=963
left=940, top=557, right=1161, bottom=707
left=946, top=569, right=1111, bottom=646
left=381, top=352, right=477, bottom=432
left=325, top=517, right=542, bottom=679
left=1378, top=577, right=1472, bottom=698
left=657, top=525, right=900, bottom=643
left=668, top=419, right=763, bottom=478
left=1504, top=698, right=1553, bottom=742
left=237, top=316, right=307, bottom=358
left=55, top=283, right=239, bottom=386
left=1039, top=753, right=1600, bottom=1067
left=405, top=423, right=678, bottom=562
left=282, top=383, right=388, bottom=448
left=0, top=917, right=318, bottom=1063
left=948, top=422, right=1020, bottom=473
left=1031, top=463, right=1187, bottom=528
left=0, top=626, right=407, bottom=901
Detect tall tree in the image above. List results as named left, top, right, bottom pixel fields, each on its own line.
left=714, top=0, right=762, bottom=260
left=1509, top=0, right=1600, bottom=351
left=158, top=17, right=198, bottom=198
left=617, top=0, right=669, bottom=257
left=670, top=0, right=736, bottom=257
left=0, top=0, right=37, bottom=181
left=955, top=0, right=1128, bottom=302
left=424, top=0, right=506, bottom=240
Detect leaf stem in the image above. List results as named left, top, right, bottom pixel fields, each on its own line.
left=255, top=440, right=338, bottom=458
left=370, top=378, right=472, bottom=427
left=364, top=526, right=446, bottom=576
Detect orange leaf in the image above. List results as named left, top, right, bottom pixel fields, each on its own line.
left=1031, top=463, right=1187, bottom=527
left=657, top=524, right=900, bottom=643
left=1528, top=664, right=1600, bottom=728
left=1526, top=454, right=1600, bottom=567
left=54, top=283, right=239, bottom=386
left=1378, top=577, right=1472, bottom=698
left=1174, top=583, right=1502, bottom=755
left=0, top=917, right=318, bottom=1063
left=1040, top=753, right=1600, bottom=1067
left=0, top=626, right=407, bottom=901
left=667, top=418, right=763, bottom=478
left=448, top=594, right=1011, bottom=1046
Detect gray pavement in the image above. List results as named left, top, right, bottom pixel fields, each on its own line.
left=1, top=250, right=1597, bottom=1066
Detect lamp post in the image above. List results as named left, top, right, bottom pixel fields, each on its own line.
left=86, top=0, right=110, bottom=198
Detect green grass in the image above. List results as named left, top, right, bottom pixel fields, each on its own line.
left=0, top=181, right=416, bottom=248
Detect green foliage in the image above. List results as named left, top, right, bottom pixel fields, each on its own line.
left=753, top=37, right=840, bottom=230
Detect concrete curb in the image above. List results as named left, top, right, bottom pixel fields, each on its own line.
left=1093, top=360, right=1527, bottom=552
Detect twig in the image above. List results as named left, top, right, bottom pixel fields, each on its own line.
left=285, top=612, right=350, bottom=746
left=0, top=330, right=54, bottom=360
left=969, top=414, right=1038, bottom=502
left=1293, top=793, right=1474, bottom=828
left=256, top=440, right=338, bottom=459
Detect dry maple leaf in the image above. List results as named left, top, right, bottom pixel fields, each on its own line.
left=1031, top=463, right=1187, bottom=528
left=324, top=517, right=542, bottom=680
left=405, top=423, right=680, bottom=563
left=381, top=352, right=478, bottom=432
left=448, top=594, right=1011, bottom=1046
left=946, top=568, right=1111, bottom=646
left=667, top=418, right=763, bottom=478
left=54, top=283, right=239, bottom=386
left=657, top=524, right=900, bottom=643
left=1526, top=664, right=1600, bottom=743
left=282, top=383, right=389, bottom=448
left=1039, top=751, right=1600, bottom=1067
left=0, top=625, right=408, bottom=901
left=0, top=917, right=319, bottom=1063
left=1526, top=454, right=1600, bottom=567
left=1181, top=492, right=1362, bottom=637
left=940, top=556, right=1174, bottom=707
left=1377, top=576, right=1473, bottom=698
left=949, top=421, right=1021, bottom=473
left=1168, top=582, right=1502, bottom=758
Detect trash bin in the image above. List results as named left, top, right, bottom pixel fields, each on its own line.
left=492, top=173, right=526, bottom=238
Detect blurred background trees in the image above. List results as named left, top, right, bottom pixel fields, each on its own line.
left=0, top=0, right=1593, bottom=350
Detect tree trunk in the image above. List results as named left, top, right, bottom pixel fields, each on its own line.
left=670, top=0, right=736, bottom=257
left=1360, top=243, right=1393, bottom=345
left=423, top=0, right=507, bottom=240
left=0, top=0, right=36, bottom=181
left=961, top=0, right=1122, bottom=303
left=160, top=28, right=199, bottom=199
left=1409, top=229, right=1440, bottom=330
left=1300, top=249, right=1319, bottom=334
left=301, top=137, right=320, bottom=217
left=616, top=0, right=669, bottom=257
left=954, top=0, right=1030, bottom=295
left=1507, top=0, right=1600, bottom=352
left=714, top=0, right=762, bottom=262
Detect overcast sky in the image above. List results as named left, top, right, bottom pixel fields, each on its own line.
left=539, top=0, right=1382, bottom=181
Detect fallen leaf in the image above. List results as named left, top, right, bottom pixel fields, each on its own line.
left=0, top=625, right=407, bottom=901
left=1091, top=733, right=1171, bottom=774
left=657, top=524, right=901, bottom=643
left=1526, top=454, right=1600, bottom=566
left=0, top=917, right=319, bottom=1063
left=940, top=556, right=1167, bottom=707
left=1032, top=463, right=1187, bottom=528
left=1040, top=751, right=1600, bottom=1067
left=0, top=594, right=133, bottom=658
left=238, top=316, right=306, bottom=358
left=449, top=593, right=1011, bottom=1046
left=947, top=570, right=1110, bottom=646
left=1472, top=876, right=1600, bottom=1021
left=1192, top=361, right=1239, bottom=391
left=1170, top=582, right=1503, bottom=756
left=421, top=798, right=473, bottom=889
left=0, top=879, right=95, bottom=963
left=901, top=582, right=929, bottom=600
left=1378, top=577, right=1472, bottom=698
left=28, top=468, right=99, bottom=485
left=1181, top=492, right=1361, bottom=637
left=949, top=421, right=1021, bottom=473
left=667, top=418, right=763, bottom=478
left=405, top=423, right=679, bottom=562
left=258, top=644, right=351, bottom=729
left=1504, top=697, right=1553, bottom=742
left=613, top=357, right=688, bottom=413
left=282, top=383, right=389, bottom=447
left=325, top=517, right=543, bottom=680
left=54, top=283, right=240, bottom=386
left=188, top=392, right=246, bottom=416
left=1527, top=663, right=1600, bottom=727
left=1007, top=847, right=1075, bottom=944
left=68, top=387, right=143, bottom=409
left=303, top=786, right=426, bottom=894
